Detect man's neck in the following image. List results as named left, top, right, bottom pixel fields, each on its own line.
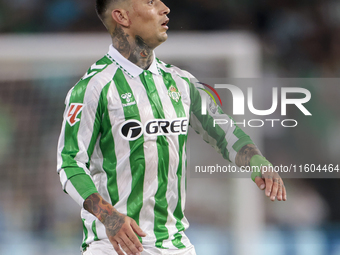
left=111, top=26, right=153, bottom=70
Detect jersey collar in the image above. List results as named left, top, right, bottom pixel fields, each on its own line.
left=107, top=44, right=160, bottom=78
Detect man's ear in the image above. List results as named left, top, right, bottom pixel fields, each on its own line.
left=111, top=9, right=130, bottom=27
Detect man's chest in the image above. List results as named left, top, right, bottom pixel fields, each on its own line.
left=104, top=73, right=191, bottom=140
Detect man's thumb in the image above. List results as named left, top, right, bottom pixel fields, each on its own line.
left=255, top=176, right=265, bottom=190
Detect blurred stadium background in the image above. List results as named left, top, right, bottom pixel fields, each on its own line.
left=1, top=0, right=340, bottom=254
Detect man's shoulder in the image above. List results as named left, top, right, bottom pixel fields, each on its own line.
left=156, top=58, right=194, bottom=81
left=64, top=55, right=118, bottom=104
left=74, top=55, right=118, bottom=90
left=64, top=55, right=118, bottom=102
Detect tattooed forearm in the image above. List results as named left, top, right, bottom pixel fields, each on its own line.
left=84, top=193, right=125, bottom=236
left=235, top=144, right=263, bottom=167
left=111, top=25, right=153, bottom=70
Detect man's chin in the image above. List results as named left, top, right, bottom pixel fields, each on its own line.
left=149, top=33, right=168, bottom=49
left=159, top=33, right=168, bottom=43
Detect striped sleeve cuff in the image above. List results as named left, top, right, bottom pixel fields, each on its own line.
left=66, top=174, right=98, bottom=207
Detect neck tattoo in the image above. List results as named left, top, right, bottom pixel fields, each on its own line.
left=111, top=26, right=153, bottom=70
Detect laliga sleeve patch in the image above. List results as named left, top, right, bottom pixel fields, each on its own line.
left=66, top=103, right=84, bottom=126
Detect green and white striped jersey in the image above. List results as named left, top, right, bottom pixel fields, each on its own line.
left=57, top=45, right=253, bottom=251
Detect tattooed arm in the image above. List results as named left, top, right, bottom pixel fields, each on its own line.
left=84, top=193, right=146, bottom=255
left=235, top=144, right=263, bottom=167
left=235, top=144, right=287, bottom=201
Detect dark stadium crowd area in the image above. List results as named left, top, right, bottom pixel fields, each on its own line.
left=1, top=0, right=340, bottom=76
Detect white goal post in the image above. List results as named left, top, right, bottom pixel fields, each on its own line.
left=0, top=32, right=261, bottom=80
left=0, top=32, right=264, bottom=255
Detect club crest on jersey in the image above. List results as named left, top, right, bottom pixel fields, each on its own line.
left=67, top=103, right=84, bottom=126
left=121, top=93, right=136, bottom=107
left=168, top=85, right=181, bottom=102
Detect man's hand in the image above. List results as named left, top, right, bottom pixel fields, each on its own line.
left=103, top=210, right=146, bottom=255
left=84, top=193, right=146, bottom=255
left=235, top=144, right=287, bottom=202
left=254, top=169, right=287, bottom=202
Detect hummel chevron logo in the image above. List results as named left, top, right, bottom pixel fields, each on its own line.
left=91, top=63, right=107, bottom=70
left=82, top=63, right=107, bottom=80
left=83, top=71, right=97, bottom=80
left=67, top=103, right=84, bottom=126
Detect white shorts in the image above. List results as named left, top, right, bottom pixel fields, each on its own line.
left=82, top=239, right=197, bottom=255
